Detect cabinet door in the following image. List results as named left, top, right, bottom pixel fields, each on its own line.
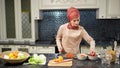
left=19, top=0, right=39, bottom=43
left=0, top=0, right=32, bottom=42
left=31, top=0, right=40, bottom=20
left=0, top=0, right=22, bottom=42
left=5, top=0, right=16, bottom=39
left=21, top=0, right=32, bottom=39
left=0, top=0, right=3, bottom=40
left=0, top=0, right=18, bottom=42
left=106, top=0, right=120, bottom=18
left=0, top=0, right=39, bottom=43
left=96, top=0, right=106, bottom=19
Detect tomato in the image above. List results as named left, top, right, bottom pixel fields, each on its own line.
left=89, top=51, right=97, bottom=56
left=66, top=53, right=74, bottom=59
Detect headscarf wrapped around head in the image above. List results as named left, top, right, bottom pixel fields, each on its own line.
left=67, top=7, right=80, bottom=22
left=67, top=7, right=80, bottom=30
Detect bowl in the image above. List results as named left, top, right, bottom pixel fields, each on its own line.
left=77, top=53, right=87, bottom=60
left=88, top=55, right=98, bottom=60
left=0, top=51, right=30, bottom=64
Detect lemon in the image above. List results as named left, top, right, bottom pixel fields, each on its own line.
left=58, top=56, right=63, bottom=60
left=9, top=53, right=14, bottom=57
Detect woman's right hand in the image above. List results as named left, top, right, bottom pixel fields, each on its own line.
left=58, top=46, right=63, bottom=54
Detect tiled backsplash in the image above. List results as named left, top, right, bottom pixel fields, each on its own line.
left=38, top=9, right=120, bottom=45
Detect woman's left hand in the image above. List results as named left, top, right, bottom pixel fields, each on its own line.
left=89, top=48, right=96, bottom=56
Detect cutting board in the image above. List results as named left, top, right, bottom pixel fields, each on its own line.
left=48, top=59, right=72, bottom=66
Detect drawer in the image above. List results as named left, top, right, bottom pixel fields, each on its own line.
left=14, top=45, right=29, bottom=53
left=81, top=46, right=89, bottom=54
left=29, top=46, right=37, bottom=53
left=0, top=45, right=14, bottom=52
left=37, top=46, right=55, bottom=54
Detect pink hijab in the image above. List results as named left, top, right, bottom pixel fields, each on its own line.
left=67, top=7, right=80, bottom=30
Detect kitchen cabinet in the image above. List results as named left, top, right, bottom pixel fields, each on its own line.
left=0, top=45, right=28, bottom=52
left=96, top=0, right=106, bottom=19
left=14, top=45, right=29, bottom=52
left=80, top=45, right=108, bottom=54
left=0, top=45, right=55, bottom=54
left=80, top=46, right=89, bottom=54
left=0, top=0, right=16, bottom=42
left=0, top=0, right=41, bottom=43
left=0, top=0, right=3, bottom=41
left=0, top=45, right=14, bottom=52
left=96, top=0, right=120, bottom=19
left=106, top=0, right=120, bottom=19
left=37, top=46, right=55, bottom=54
left=39, top=0, right=99, bottom=10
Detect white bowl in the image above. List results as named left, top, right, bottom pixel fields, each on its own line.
left=88, top=55, right=98, bottom=60
left=77, top=53, right=87, bottom=60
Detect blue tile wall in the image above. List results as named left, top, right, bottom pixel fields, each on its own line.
left=38, top=9, right=120, bottom=44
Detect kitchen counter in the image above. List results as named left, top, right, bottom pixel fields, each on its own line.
left=0, top=54, right=120, bottom=68
left=73, top=58, right=120, bottom=68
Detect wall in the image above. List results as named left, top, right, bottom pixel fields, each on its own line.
left=38, top=9, right=120, bottom=45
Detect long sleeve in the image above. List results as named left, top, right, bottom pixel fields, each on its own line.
left=56, top=23, right=95, bottom=54
left=56, top=25, right=63, bottom=51
left=81, top=28, right=95, bottom=49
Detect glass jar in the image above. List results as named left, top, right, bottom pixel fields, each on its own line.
left=115, top=50, right=120, bottom=64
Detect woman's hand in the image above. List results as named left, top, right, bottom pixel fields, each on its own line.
left=89, top=49, right=96, bottom=56
left=89, top=41, right=95, bottom=53
left=58, top=46, right=63, bottom=54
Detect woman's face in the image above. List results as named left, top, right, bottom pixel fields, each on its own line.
left=70, top=18, right=80, bottom=27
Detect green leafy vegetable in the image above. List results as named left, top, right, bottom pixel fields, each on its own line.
left=17, top=53, right=26, bottom=59
left=28, top=54, right=46, bottom=65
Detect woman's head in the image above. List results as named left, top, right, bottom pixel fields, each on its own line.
left=67, top=7, right=80, bottom=22
left=67, top=7, right=80, bottom=27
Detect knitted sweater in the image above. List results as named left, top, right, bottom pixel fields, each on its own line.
left=56, top=23, right=95, bottom=54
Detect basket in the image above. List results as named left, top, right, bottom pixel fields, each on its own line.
left=0, top=51, right=30, bottom=64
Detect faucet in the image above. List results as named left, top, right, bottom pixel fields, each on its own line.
left=114, top=40, right=117, bottom=51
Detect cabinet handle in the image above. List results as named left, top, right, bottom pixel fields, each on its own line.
left=102, top=16, right=104, bottom=18
left=43, top=46, right=49, bottom=48
left=35, top=17, right=37, bottom=19
left=4, top=45, right=9, bottom=47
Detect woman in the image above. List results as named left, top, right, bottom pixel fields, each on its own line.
left=56, top=7, right=95, bottom=54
